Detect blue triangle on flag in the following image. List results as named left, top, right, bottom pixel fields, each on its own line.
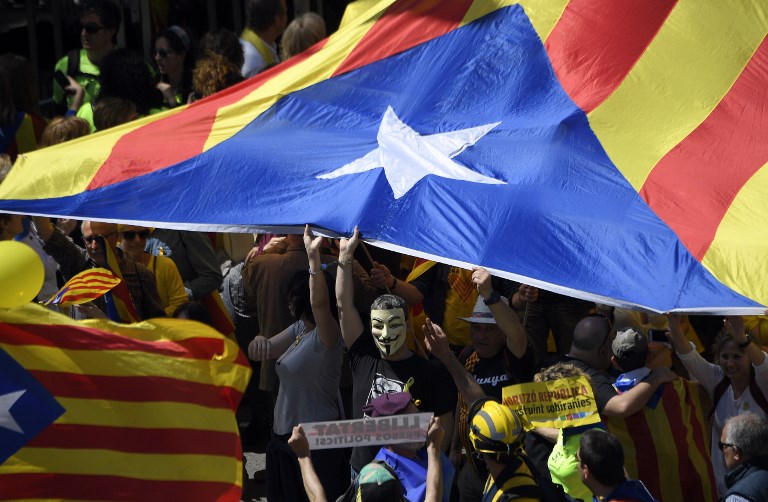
left=0, top=347, right=65, bottom=465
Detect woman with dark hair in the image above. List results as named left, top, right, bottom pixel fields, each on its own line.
left=154, top=25, right=195, bottom=107
left=75, top=48, right=165, bottom=131
left=248, top=225, right=348, bottom=501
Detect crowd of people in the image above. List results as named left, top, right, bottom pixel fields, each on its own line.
left=2, top=1, right=768, bottom=501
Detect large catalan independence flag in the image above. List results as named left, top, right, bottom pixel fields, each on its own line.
left=0, top=0, right=766, bottom=313
left=0, top=303, right=251, bottom=500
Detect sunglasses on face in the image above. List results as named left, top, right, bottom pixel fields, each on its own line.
left=718, top=441, right=738, bottom=452
left=121, top=230, right=150, bottom=240
left=83, top=232, right=115, bottom=243
left=153, top=49, right=174, bottom=58
left=80, top=24, right=106, bottom=34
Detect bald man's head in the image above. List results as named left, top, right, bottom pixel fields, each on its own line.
left=572, top=315, right=613, bottom=351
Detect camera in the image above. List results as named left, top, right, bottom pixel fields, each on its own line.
left=647, top=329, right=669, bottom=344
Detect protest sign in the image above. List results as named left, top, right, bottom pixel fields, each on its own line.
left=302, top=412, right=433, bottom=450
left=502, top=376, right=599, bottom=428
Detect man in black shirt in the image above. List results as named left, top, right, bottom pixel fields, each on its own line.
left=452, top=267, right=536, bottom=501
left=336, top=228, right=456, bottom=474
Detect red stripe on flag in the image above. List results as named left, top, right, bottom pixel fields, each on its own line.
left=684, top=380, right=718, bottom=499
left=623, top=411, right=661, bottom=498
left=663, top=383, right=705, bottom=501
left=85, top=41, right=327, bottom=191
left=639, top=36, right=768, bottom=260
left=332, top=0, right=474, bottom=77
left=29, top=371, right=244, bottom=409
left=0, top=323, right=229, bottom=360
left=545, top=0, right=677, bottom=113
left=0, top=474, right=242, bottom=502
left=27, top=423, right=241, bottom=456
left=54, top=290, right=114, bottom=303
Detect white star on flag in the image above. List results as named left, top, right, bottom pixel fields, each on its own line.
left=0, top=389, right=26, bottom=434
left=317, top=106, right=505, bottom=198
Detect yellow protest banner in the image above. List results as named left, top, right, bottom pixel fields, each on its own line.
left=502, top=376, right=599, bottom=428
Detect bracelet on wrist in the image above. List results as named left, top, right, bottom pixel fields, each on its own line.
left=738, top=333, right=755, bottom=349
left=308, top=268, right=321, bottom=275
left=338, top=259, right=354, bottom=266
left=390, top=276, right=397, bottom=290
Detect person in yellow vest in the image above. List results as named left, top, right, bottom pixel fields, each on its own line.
left=52, top=0, right=121, bottom=113
left=240, top=0, right=288, bottom=77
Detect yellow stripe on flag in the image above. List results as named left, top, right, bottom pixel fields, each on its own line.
left=5, top=449, right=240, bottom=484
left=55, top=398, right=238, bottom=432
left=646, top=399, right=683, bottom=502
left=702, top=162, right=768, bottom=307
left=2, top=344, right=246, bottom=388
left=587, top=0, right=767, bottom=190
left=1, top=107, right=187, bottom=200
left=202, top=0, right=392, bottom=152
left=461, top=0, right=570, bottom=41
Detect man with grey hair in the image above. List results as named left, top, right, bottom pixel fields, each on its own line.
left=720, top=412, right=768, bottom=502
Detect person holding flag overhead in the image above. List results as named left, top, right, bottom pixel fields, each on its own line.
left=33, top=217, right=164, bottom=321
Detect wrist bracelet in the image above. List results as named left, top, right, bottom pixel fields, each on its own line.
left=308, top=268, right=321, bottom=275
left=738, top=334, right=755, bottom=349
left=338, top=259, right=354, bottom=266
left=390, top=276, right=397, bottom=290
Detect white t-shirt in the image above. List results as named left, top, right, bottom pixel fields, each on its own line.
left=678, top=342, right=768, bottom=496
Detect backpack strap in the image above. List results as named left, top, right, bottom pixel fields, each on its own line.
left=710, top=376, right=731, bottom=418
left=749, top=372, right=768, bottom=416
left=66, top=49, right=80, bottom=77
left=711, top=367, right=768, bottom=417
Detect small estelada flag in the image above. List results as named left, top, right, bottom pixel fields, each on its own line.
left=43, top=268, right=121, bottom=307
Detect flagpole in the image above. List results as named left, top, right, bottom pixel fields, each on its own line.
left=360, top=241, right=390, bottom=294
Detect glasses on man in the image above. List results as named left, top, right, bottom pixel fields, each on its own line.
left=80, top=24, right=106, bottom=34
left=121, top=230, right=150, bottom=240
left=83, top=232, right=116, bottom=243
left=718, top=441, right=738, bottom=452
left=153, top=49, right=174, bottom=58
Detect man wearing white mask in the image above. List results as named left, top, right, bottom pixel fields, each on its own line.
left=336, top=228, right=456, bottom=477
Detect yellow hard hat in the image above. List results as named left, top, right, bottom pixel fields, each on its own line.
left=468, top=398, right=524, bottom=455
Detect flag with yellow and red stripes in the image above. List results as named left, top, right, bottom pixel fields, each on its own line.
left=0, top=0, right=765, bottom=313
left=0, top=303, right=251, bottom=500
left=43, top=267, right=120, bottom=307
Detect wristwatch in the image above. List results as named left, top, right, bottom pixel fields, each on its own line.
left=483, top=291, right=501, bottom=306
left=738, top=334, right=755, bottom=349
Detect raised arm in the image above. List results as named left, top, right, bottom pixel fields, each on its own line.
left=725, top=315, right=766, bottom=366
left=472, top=267, right=528, bottom=358
left=370, top=262, right=424, bottom=304
left=288, top=426, right=327, bottom=502
left=423, top=318, right=485, bottom=405
left=667, top=314, right=695, bottom=355
left=336, top=227, right=365, bottom=349
left=424, top=416, right=445, bottom=502
left=305, top=225, right=341, bottom=349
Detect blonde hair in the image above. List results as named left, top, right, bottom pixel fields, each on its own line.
left=39, top=116, right=90, bottom=147
left=533, top=362, right=590, bottom=383
left=280, top=12, right=326, bottom=60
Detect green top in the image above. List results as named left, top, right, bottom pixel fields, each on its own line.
left=548, top=429, right=592, bottom=502
left=53, top=49, right=102, bottom=108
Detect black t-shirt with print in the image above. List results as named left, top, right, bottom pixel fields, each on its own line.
left=460, top=345, right=536, bottom=400
left=348, top=333, right=457, bottom=472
